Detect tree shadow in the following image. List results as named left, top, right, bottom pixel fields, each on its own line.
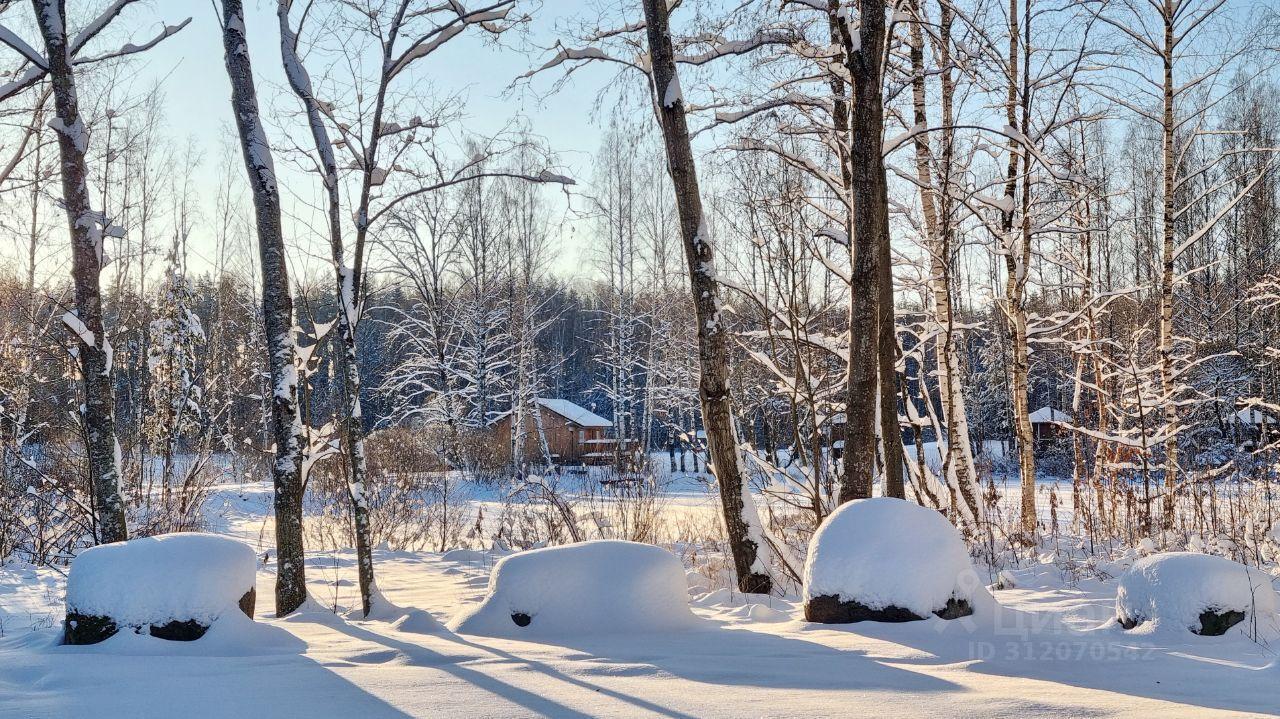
left=2, top=627, right=416, bottom=719
left=816, top=606, right=1280, bottom=716
left=320, top=611, right=959, bottom=719
left=320, top=615, right=692, bottom=719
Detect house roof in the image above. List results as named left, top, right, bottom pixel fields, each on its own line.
left=1236, top=407, right=1274, bottom=426
left=536, top=398, right=612, bottom=428
left=1028, top=407, right=1072, bottom=424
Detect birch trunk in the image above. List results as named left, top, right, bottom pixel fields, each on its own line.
left=278, top=1, right=376, bottom=617
left=1158, top=0, right=1179, bottom=527
left=1002, top=0, right=1038, bottom=536
left=642, top=0, right=772, bottom=594
left=34, top=0, right=128, bottom=544
left=907, top=1, right=980, bottom=521
left=220, top=0, right=307, bottom=615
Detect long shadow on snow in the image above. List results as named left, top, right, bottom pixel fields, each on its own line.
left=450, top=620, right=963, bottom=696
left=0, top=626, right=415, bottom=719
left=813, top=605, right=1280, bottom=716
left=318, top=615, right=687, bottom=719
left=322, top=613, right=959, bottom=717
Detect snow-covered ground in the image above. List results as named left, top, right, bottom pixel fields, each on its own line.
left=2, top=481, right=1278, bottom=718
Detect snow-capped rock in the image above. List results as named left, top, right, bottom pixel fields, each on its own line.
left=802, top=497, right=991, bottom=623
left=1116, top=552, right=1279, bottom=637
left=65, top=532, right=257, bottom=644
left=448, top=540, right=697, bottom=636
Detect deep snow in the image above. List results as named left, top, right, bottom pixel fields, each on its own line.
left=64, top=532, right=256, bottom=629
left=803, top=497, right=993, bottom=617
left=1116, top=552, right=1279, bottom=637
left=2, top=481, right=1279, bottom=718
left=449, top=540, right=696, bottom=637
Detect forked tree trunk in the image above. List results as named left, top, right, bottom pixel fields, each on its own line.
left=642, top=0, right=772, bottom=594
left=907, top=0, right=979, bottom=522
left=219, top=0, right=307, bottom=615
left=278, top=1, right=376, bottom=618
left=1003, top=0, right=1038, bottom=537
left=34, top=0, right=128, bottom=544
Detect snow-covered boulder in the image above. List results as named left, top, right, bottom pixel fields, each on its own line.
left=449, top=540, right=697, bottom=636
left=65, top=533, right=257, bottom=645
left=1116, top=552, right=1279, bottom=637
left=802, top=497, right=989, bottom=623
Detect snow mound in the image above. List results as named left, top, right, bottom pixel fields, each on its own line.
left=449, top=540, right=697, bottom=636
left=1116, top=552, right=1279, bottom=637
left=66, top=533, right=256, bottom=633
left=441, top=548, right=488, bottom=564
left=802, top=498, right=990, bottom=622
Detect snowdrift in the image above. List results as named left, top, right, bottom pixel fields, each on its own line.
left=1116, top=552, right=1279, bottom=637
left=64, top=532, right=257, bottom=644
left=449, top=540, right=697, bottom=636
left=802, top=497, right=990, bottom=623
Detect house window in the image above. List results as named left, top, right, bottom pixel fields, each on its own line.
left=579, top=430, right=585, bottom=444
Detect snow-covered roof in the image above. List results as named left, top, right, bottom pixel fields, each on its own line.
left=1027, top=407, right=1072, bottom=424
left=536, top=398, right=612, bottom=428
left=1236, top=407, right=1274, bottom=426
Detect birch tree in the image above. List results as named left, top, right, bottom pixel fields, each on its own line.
left=1088, top=0, right=1277, bottom=528
left=217, top=0, right=308, bottom=615
left=0, top=0, right=189, bottom=544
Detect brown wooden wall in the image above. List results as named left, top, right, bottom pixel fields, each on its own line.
left=492, top=406, right=607, bottom=465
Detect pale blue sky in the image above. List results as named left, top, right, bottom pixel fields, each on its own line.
left=124, top=0, right=624, bottom=280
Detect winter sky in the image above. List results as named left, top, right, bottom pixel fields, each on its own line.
left=81, top=0, right=626, bottom=281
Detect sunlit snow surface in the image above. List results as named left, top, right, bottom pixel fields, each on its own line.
left=1, top=480, right=1278, bottom=718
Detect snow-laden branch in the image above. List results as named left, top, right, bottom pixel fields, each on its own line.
left=386, top=1, right=515, bottom=81
left=0, top=2, right=189, bottom=102
left=519, top=44, right=645, bottom=80
left=0, top=24, right=48, bottom=68
left=674, top=30, right=796, bottom=66
left=74, top=18, right=192, bottom=66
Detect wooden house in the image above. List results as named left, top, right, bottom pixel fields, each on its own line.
left=493, top=398, right=617, bottom=466
left=1234, top=407, right=1275, bottom=448
left=1028, top=407, right=1072, bottom=450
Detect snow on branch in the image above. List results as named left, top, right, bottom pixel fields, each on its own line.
left=0, top=24, right=48, bottom=68
left=519, top=44, right=643, bottom=79
left=0, top=2, right=189, bottom=102
left=711, top=92, right=827, bottom=126
left=674, top=30, right=795, bottom=66
left=74, top=18, right=192, bottom=66
left=61, top=311, right=95, bottom=347
left=385, top=1, right=515, bottom=80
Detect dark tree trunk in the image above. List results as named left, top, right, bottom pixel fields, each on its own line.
left=34, top=0, right=128, bottom=544
left=219, top=0, right=307, bottom=616
left=642, top=0, right=771, bottom=594
left=837, top=0, right=891, bottom=504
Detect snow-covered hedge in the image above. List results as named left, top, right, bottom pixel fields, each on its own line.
left=1116, top=552, right=1279, bottom=637
left=65, top=532, right=257, bottom=644
left=802, top=497, right=989, bottom=623
left=449, top=540, right=696, bottom=636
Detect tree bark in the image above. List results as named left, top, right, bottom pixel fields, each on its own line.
left=1000, top=0, right=1037, bottom=537
left=278, top=1, right=376, bottom=618
left=837, top=0, right=891, bottom=504
left=219, top=0, right=307, bottom=615
left=1158, top=0, right=1179, bottom=527
left=907, top=0, right=979, bottom=521
left=34, top=0, right=128, bottom=544
left=642, top=0, right=772, bottom=594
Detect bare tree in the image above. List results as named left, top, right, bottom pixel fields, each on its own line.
left=0, top=0, right=189, bottom=544
left=217, top=0, right=307, bottom=615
